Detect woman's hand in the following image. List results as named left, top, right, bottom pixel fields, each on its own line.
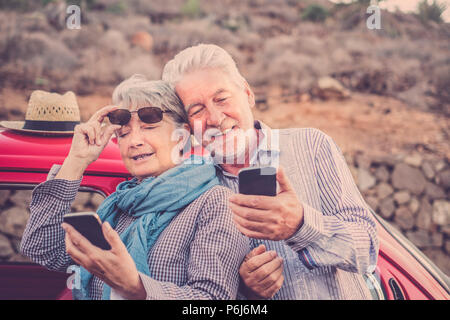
left=61, top=220, right=146, bottom=300
left=68, top=105, right=121, bottom=166
left=55, top=105, right=121, bottom=180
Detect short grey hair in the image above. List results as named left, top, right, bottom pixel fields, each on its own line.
left=112, top=74, right=188, bottom=126
left=162, top=43, right=246, bottom=89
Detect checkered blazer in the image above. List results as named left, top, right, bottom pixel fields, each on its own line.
left=20, top=174, right=250, bottom=300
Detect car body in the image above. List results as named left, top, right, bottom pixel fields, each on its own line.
left=0, top=128, right=449, bottom=300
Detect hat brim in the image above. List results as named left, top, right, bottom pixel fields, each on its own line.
left=0, top=121, right=74, bottom=136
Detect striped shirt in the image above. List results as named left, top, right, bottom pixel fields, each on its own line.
left=218, top=122, right=379, bottom=300
left=20, top=177, right=250, bottom=300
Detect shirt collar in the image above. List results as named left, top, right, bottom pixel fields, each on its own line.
left=215, top=120, right=280, bottom=177
left=254, top=120, right=280, bottom=153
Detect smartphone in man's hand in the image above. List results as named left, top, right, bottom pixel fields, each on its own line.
left=63, top=212, right=111, bottom=250
left=238, top=167, right=277, bottom=196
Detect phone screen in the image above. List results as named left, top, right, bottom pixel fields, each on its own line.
left=63, top=212, right=111, bottom=250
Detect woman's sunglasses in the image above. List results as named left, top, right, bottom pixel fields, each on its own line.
left=107, top=107, right=171, bottom=126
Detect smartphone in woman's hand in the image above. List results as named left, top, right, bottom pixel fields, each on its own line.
left=63, top=212, right=111, bottom=250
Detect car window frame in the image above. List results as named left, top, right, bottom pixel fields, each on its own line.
left=0, top=183, right=107, bottom=266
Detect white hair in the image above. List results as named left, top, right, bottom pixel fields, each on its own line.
left=162, top=44, right=246, bottom=89
left=112, top=74, right=188, bottom=126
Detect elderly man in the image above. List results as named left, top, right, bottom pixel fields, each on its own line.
left=162, top=44, right=379, bottom=300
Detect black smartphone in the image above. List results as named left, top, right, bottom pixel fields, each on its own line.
left=238, top=166, right=277, bottom=196
left=63, top=212, right=111, bottom=250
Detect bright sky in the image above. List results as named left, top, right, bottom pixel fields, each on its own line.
left=330, top=0, right=450, bottom=22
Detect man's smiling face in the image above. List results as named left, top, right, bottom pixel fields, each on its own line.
left=175, top=68, right=257, bottom=163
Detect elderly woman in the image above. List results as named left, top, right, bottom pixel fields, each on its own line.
left=20, top=75, right=249, bottom=300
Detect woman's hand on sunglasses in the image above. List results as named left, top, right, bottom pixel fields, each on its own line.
left=67, top=105, right=122, bottom=167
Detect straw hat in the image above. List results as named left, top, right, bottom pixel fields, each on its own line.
left=0, top=90, right=81, bottom=135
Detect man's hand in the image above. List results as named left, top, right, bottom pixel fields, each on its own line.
left=239, top=245, right=284, bottom=299
left=230, top=167, right=304, bottom=241
left=61, top=220, right=146, bottom=300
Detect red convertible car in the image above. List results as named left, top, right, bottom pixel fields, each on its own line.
left=0, top=128, right=449, bottom=300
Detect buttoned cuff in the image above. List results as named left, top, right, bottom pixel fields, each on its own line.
left=284, top=203, right=324, bottom=252
left=109, top=273, right=163, bottom=300
left=137, top=272, right=169, bottom=300
left=32, top=177, right=82, bottom=202
left=30, top=164, right=82, bottom=202
left=110, top=288, right=126, bottom=300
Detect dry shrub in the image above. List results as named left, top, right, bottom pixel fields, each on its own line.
left=74, top=47, right=118, bottom=86
left=98, top=29, right=130, bottom=56
left=255, top=45, right=330, bottom=92
left=247, top=15, right=281, bottom=37
left=61, top=25, right=105, bottom=50
left=329, top=47, right=353, bottom=70
left=116, top=53, right=162, bottom=80
left=396, top=81, right=433, bottom=111
left=98, top=14, right=152, bottom=38
left=19, top=12, right=52, bottom=33
left=252, top=3, right=301, bottom=24
left=127, top=0, right=184, bottom=22
left=0, top=31, right=79, bottom=89
left=345, top=58, right=389, bottom=94
left=430, top=63, right=450, bottom=113
left=245, top=33, right=351, bottom=93
left=149, top=19, right=239, bottom=56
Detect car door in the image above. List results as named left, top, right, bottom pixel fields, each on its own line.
left=0, top=171, right=126, bottom=300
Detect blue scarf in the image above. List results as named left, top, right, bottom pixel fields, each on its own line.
left=72, top=155, right=219, bottom=300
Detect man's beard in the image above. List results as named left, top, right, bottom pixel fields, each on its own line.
left=204, top=127, right=257, bottom=165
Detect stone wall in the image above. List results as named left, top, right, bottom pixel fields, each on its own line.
left=347, top=152, right=450, bottom=275
left=0, top=157, right=448, bottom=275
left=0, top=189, right=104, bottom=263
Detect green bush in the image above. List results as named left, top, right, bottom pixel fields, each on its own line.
left=417, top=0, right=447, bottom=23
left=0, top=0, right=37, bottom=10
left=106, top=1, right=127, bottom=14
left=181, top=0, right=202, bottom=19
left=301, top=4, right=329, bottom=23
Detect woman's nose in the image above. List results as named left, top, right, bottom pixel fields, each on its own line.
left=129, top=128, right=145, bottom=147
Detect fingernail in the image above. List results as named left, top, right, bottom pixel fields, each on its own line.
left=61, top=223, right=67, bottom=230
left=270, top=251, right=277, bottom=258
left=104, top=221, right=112, bottom=231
